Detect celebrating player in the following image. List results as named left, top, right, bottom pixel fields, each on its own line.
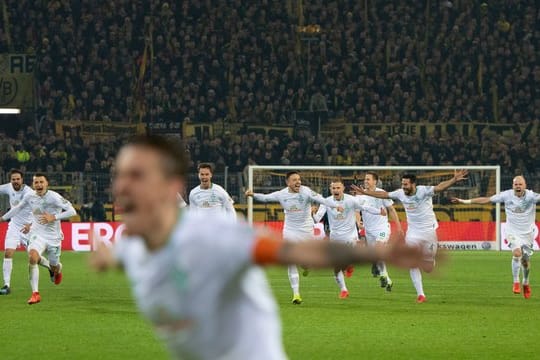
left=453, top=175, right=540, bottom=298
left=0, top=169, right=33, bottom=295
left=0, top=173, right=76, bottom=304
left=189, top=163, right=236, bottom=221
left=313, top=179, right=385, bottom=298
left=352, top=170, right=468, bottom=303
left=89, top=134, right=426, bottom=359
left=245, top=172, right=345, bottom=304
left=356, top=171, right=404, bottom=291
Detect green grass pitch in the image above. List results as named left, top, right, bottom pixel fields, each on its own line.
left=2, top=251, right=539, bottom=359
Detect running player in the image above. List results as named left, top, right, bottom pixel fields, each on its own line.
left=356, top=171, right=404, bottom=291
left=313, top=179, right=385, bottom=298
left=353, top=169, right=468, bottom=303
left=453, top=175, right=540, bottom=298
left=0, top=169, right=33, bottom=295
left=0, top=173, right=77, bottom=304
left=245, top=172, right=345, bottom=304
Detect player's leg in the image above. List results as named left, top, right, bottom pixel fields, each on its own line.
left=334, top=266, right=349, bottom=299
left=364, top=234, right=380, bottom=278
left=508, top=234, right=522, bottom=294
left=520, top=234, right=534, bottom=299
left=1, top=228, right=19, bottom=294
left=27, top=237, right=46, bottom=304
left=406, top=231, right=437, bottom=303
left=374, top=227, right=392, bottom=291
left=284, top=230, right=306, bottom=304
left=46, top=244, right=63, bottom=285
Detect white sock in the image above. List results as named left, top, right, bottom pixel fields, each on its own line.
left=38, top=257, right=51, bottom=270
left=512, top=256, right=521, bottom=283
left=410, top=268, right=424, bottom=296
left=3, top=258, right=13, bottom=287
left=29, top=264, right=39, bottom=292
left=335, top=271, right=347, bottom=291
left=379, top=261, right=388, bottom=277
left=288, top=265, right=300, bottom=295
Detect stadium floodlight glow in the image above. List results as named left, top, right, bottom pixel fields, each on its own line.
left=0, top=108, right=21, bottom=114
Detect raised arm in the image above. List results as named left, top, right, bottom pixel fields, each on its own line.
left=351, top=197, right=385, bottom=216
left=245, top=189, right=281, bottom=203
left=433, top=169, right=468, bottom=193
left=219, top=189, right=237, bottom=220
left=451, top=196, right=493, bottom=205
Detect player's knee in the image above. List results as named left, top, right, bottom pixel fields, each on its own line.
left=512, top=248, right=522, bottom=258
left=4, top=249, right=14, bottom=258
left=28, top=250, right=40, bottom=264
left=422, top=261, right=435, bottom=273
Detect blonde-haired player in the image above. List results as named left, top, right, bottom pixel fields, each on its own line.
left=453, top=175, right=540, bottom=298
left=313, top=180, right=385, bottom=298
left=356, top=171, right=403, bottom=291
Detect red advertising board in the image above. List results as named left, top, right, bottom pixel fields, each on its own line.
left=0, top=221, right=539, bottom=251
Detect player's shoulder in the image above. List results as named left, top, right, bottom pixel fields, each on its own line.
left=0, top=183, right=9, bottom=192
left=22, top=184, right=33, bottom=195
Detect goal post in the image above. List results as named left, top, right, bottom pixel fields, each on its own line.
left=247, top=165, right=501, bottom=250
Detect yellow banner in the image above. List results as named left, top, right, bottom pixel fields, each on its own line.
left=0, top=54, right=35, bottom=108
left=55, top=120, right=146, bottom=138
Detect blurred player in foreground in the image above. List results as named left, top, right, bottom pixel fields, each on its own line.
left=245, top=171, right=345, bottom=304
left=353, top=170, right=467, bottom=303
left=1, top=173, right=76, bottom=304
left=313, top=179, right=385, bottom=299
left=453, top=175, right=540, bottom=298
left=0, top=169, right=33, bottom=295
left=90, top=135, right=428, bottom=360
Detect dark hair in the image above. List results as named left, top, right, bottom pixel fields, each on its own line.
left=285, top=171, right=299, bottom=180
left=125, top=135, right=189, bottom=178
left=9, top=168, right=24, bottom=178
left=365, top=171, right=379, bottom=181
left=33, top=172, right=49, bottom=181
left=198, top=162, right=214, bottom=173
left=402, top=173, right=417, bottom=183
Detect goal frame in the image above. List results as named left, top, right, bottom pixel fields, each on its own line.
left=247, top=165, right=501, bottom=250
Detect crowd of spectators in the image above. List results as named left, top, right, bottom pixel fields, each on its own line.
left=0, top=0, right=539, bottom=200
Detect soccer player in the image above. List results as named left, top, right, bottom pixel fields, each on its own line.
left=245, top=172, right=345, bottom=304
left=0, top=169, right=33, bottom=295
left=453, top=175, right=540, bottom=298
left=0, top=173, right=76, bottom=304
left=352, top=170, right=468, bottom=303
left=356, top=171, right=404, bottom=291
left=89, top=134, right=426, bottom=359
left=313, top=179, right=385, bottom=298
left=189, top=163, right=236, bottom=221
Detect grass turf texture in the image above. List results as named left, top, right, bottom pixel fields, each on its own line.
left=2, top=251, right=539, bottom=359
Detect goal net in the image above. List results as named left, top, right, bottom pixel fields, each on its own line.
left=247, top=165, right=501, bottom=250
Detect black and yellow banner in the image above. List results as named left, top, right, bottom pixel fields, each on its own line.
left=0, top=54, right=35, bottom=108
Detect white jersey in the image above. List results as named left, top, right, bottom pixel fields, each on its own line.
left=313, top=194, right=380, bottom=242
left=0, top=183, right=33, bottom=230
left=189, top=183, right=236, bottom=221
left=2, top=190, right=76, bottom=245
left=357, top=188, right=394, bottom=236
left=253, top=185, right=337, bottom=235
left=388, top=186, right=438, bottom=233
left=115, top=211, right=286, bottom=360
left=490, top=189, right=540, bottom=236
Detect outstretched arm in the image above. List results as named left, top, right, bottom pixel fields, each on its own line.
left=350, top=184, right=391, bottom=199
left=245, top=189, right=281, bottom=203
left=433, top=169, right=468, bottom=193
left=0, top=196, right=29, bottom=221
left=451, top=196, right=493, bottom=205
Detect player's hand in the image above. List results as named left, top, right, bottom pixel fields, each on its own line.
left=450, top=197, right=463, bottom=204
left=88, top=232, right=118, bottom=272
left=379, top=207, right=387, bottom=216
left=38, top=212, right=56, bottom=224
left=21, top=223, right=31, bottom=234
left=350, top=184, right=366, bottom=194
left=245, top=189, right=254, bottom=197
left=453, top=169, right=468, bottom=182
left=336, top=205, right=344, bottom=213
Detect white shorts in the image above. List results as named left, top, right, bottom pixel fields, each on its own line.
left=283, top=229, right=313, bottom=243
left=27, top=235, right=62, bottom=265
left=4, top=225, right=29, bottom=250
left=506, top=232, right=534, bottom=257
left=365, top=226, right=391, bottom=246
left=406, top=230, right=438, bottom=262
left=329, top=236, right=358, bottom=247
